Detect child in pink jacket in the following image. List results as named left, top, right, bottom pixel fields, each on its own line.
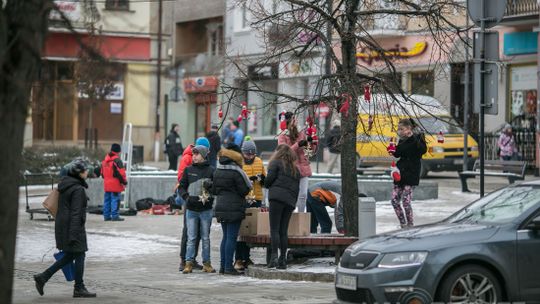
left=277, top=112, right=318, bottom=212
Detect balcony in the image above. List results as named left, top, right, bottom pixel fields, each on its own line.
left=175, top=53, right=223, bottom=76
left=361, top=15, right=407, bottom=38
left=502, top=0, right=539, bottom=24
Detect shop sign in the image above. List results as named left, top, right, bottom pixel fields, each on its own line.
left=356, top=42, right=428, bottom=65
left=248, top=63, right=279, bottom=81
left=504, top=32, right=538, bottom=56
left=50, top=1, right=82, bottom=23
left=110, top=102, right=122, bottom=114
left=183, top=77, right=219, bottom=93
left=279, top=58, right=323, bottom=78
left=78, top=83, right=124, bottom=101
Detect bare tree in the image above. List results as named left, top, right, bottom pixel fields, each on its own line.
left=0, top=1, right=55, bottom=302
left=221, top=0, right=467, bottom=236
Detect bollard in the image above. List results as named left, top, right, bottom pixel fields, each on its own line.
left=358, top=197, right=376, bottom=240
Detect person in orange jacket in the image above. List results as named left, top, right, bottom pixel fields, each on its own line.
left=101, top=143, right=127, bottom=222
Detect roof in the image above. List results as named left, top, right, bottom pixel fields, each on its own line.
left=520, top=180, right=540, bottom=186
left=358, top=94, right=449, bottom=117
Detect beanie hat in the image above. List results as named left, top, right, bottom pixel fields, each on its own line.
left=241, top=138, right=257, bottom=154
left=226, top=143, right=242, bottom=155
left=192, top=145, right=209, bottom=159
left=111, top=143, right=121, bottom=153
left=66, top=159, right=88, bottom=177
left=195, top=137, right=210, bottom=148
left=233, top=120, right=240, bottom=128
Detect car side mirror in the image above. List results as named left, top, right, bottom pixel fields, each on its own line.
left=526, top=216, right=540, bottom=230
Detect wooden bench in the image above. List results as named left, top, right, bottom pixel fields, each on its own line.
left=239, top=234, right=358, bottom=264
left=357, top=156, right=393, bottom=175
left=459, top=160, right=527, bottom=192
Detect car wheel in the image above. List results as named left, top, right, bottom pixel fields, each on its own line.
left=438, top=265, right=502, bottom=303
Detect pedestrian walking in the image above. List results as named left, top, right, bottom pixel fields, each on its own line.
left=264, top=144, right=300, bottom=269
left=165, top=123, right=184, bottom=170
left=213, top=143, right=252, bottom=275
left=387, top=118, right=427, bottom=228
left=34, top=160, right=96, bottom=298
left=234, top=138, right=266, bottom=271
left=229, top=120, right=245, bottom=147
left=177, top=137, right=210, bottom=271
left=178, top=144, right=216, bottom=274
left=498, top=123, right=519, bottom=161
left=101, top=143, right=127, bottom=222
left=277, top=112, right=316, bottom=212
left=206, top=124, right=222, bottom=168
left=325, top=121, right=341, bottom=174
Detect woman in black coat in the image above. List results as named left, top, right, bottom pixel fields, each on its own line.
left=264, top=144, right=300, bottom=269
left=165, top=123, right=184, bottom=170
left=213, top=143, right=252, bottom=275
left=389, top=118, right=427, bottom=228
left=34, top=160, right=96, bottom=298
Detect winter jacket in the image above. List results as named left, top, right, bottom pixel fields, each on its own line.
left=165, top=131, right=184, bottom=157
left=213, top=149, right=252, bottom=222
left=177, top=145, right=193, bottom=181
left=308, top=181, right=343, bottom=232
left=55, top=176, right=89, bottom=253
left=101, top=152, right=127, bottom=193
left=394, top=133, right=427, bottom=186
left=264, top=159, right=300, bottom=207
left=498, top=133, right=518, bottom=157
left=206, top=130, right=222, bottom=163
left=278, top=131, right=317, bottom=177
left=178, top=161, right=215, bottom=212
left=325, top=126, right=342, bottom=154
left=243, top=157, right=266, bottom=201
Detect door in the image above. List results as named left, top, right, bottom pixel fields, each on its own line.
left=517, top=214, right=540, bottom=301
left=194, top=93, right=216, bottom=138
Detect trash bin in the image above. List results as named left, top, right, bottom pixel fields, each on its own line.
left=132, top=145, right=144, bottom=164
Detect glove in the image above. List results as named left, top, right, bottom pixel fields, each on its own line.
left=182, top=192, right=189, bottom=200
left=258, top=174, right=265, bottom=185
left=299, top=140, right=308, bottom=147
left=203, top=180, right=213, bottom=190
left=307, top=136, right=313, bottom=143
left=260, top=206, right=269, bottom=212
left=249, top=176, right=258, bottom=181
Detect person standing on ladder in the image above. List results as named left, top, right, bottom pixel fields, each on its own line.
left=101, top=143, right=127, bottom=222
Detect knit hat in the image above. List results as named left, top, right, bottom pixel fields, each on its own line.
left=241, top=138, right=257, bottom=155
left=195, top=137, right=210, bottom=148
left=66, top=159, right=88, bottom=177
left=233, top=120, right=240, bottom=128
left=192, top=145, right=209, bottom=159
left=111, top=143, right=121, bottom=153
left=226, top=143, right=242, bottom=155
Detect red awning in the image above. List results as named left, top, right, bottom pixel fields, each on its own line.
left=43, top=32, right=151, bottom=61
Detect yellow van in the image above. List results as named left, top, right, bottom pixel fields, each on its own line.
left=356, top=94, right=478, bottom=177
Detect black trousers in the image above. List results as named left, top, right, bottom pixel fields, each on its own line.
left=180, top=210, right=200, bottom=260
left=43, top=251, right=85, bottom=288
left=168, top=153, right=179, bottom=170
left=269, top=200, right=294, bottom=258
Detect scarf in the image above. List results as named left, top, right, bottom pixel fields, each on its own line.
left=217, top=164, right=253, bottom=190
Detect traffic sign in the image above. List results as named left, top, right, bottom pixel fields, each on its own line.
left=467, top=0, right=506, bottom=29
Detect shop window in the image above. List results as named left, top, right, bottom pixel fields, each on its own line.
left=105, top=0, right=129, bottom=11
left=509, top=65, right=537, bottom=129
left=410, top=71, right=434, bottom=96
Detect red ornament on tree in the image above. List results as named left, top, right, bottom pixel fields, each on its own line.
left=437, top=131, right=445, bottom=143
left=387, top=137, right=396, bottom=155
left=279, top=110, right=287, bottom=131
left=218, top=107, right=223, bottom=119
left=241, top=102, right=249, bottom=120
left=364, top=85, right=371, bottom=102
left=237, top=114, right=243, bottom=122
left=339, top=93, right=351, bottom=117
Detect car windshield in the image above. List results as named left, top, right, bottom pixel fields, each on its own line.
left=417, top=117, right=464, bottom=134
left=446, top=186, right=540, bottom=224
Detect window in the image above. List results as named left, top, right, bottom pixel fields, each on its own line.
left=234, top=4, right=250, bottom=32
left=410, top=71, right=434, bottom=96
left=105, top=0, right=129, bottom=11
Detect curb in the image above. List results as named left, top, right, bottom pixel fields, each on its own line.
left=246, top=265, right=335, bottom=283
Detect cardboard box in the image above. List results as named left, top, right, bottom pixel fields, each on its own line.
left=239, top=209, right=311, bottom=237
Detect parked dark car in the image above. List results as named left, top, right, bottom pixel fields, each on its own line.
left=335, top=181, right=540, bottom=304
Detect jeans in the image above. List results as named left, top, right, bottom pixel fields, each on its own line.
left=236, top=201, right=262, bottom=261
left=186, top=209, right=212, bottom=263
left=220, top=221, right=241, bottom=271
left=306, top=193, right=332, bottom=233
left=103, top=192, right=120, bottom=220
left=269, top=200, right=294, bottom=258
left=296, top=177, right=309, bottom=212
left=180, top=211, right=200, bottom=261
left=43, top=252, right=85, bottom=288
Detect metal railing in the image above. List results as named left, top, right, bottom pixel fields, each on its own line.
left=505, top=0, right=539, bottom=17
left=484, top=129, right=536, bottom=164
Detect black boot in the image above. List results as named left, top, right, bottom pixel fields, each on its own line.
left=267, top=254, right=278, bottom=269
left=73, top=285, right=97, bottom=298
left=33, top=273, right=47, bottom=296
left=277, top=256, right=287, bottom=270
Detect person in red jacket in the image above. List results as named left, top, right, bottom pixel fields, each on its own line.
left=101, top=143, right=127, bottom=222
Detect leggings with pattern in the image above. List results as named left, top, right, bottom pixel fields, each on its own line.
left=391, top=184, right=414, bottom=226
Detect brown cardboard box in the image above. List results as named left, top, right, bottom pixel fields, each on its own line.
left=288, top=212, right=311, bottom=236
left=239, top=208, right=270, bottom=236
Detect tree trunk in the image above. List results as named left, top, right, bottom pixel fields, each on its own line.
left=0, top=1, right=52, bottom=303
left=340, top=0, right=360, bottom=237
